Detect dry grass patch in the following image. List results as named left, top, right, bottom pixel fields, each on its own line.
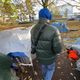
left=61, top=20, right=80, bottom=38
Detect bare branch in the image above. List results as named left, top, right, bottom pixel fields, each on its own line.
left=46, top=1, right=54, bottom=7
left=45, top=0, right=48, bottom=6
left=63, top=0, right=80, bottom=7
left=42, top=0, right=46, bottom=8
left=42, top=0, right=44, bottom=3
left=37, top=0, right=43, bottom=6
left=73, top=0, right=80, bottom=4
left=45, top=0, right=48, bottom=3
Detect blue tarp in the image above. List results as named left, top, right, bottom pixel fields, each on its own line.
left=72, top=38, right=80, bottom=58
left=7, top=52, right=29, bottom=70
left=74, top=38, right=80, bottom=45
left=65, top=38, right=80, bottom=55
left=8, top=52, right=27, bottom=58
left=52, top=22, right=69, bottom=32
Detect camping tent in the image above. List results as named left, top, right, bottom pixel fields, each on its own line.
left=65, top=38, right=80, bottom=54
left=71, top=38, right=80, bottom=55
left=0, top=27, right=32, bottom=80
left=0, top=27, right=31, bottom=56
left=52, top=22, right=69, bottom=32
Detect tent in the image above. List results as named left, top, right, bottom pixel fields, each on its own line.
left=65, top=38, right=80, bottom=54
left=51, top=22, right=69, bottom=32
left=71, top=38, right=80, bottom=54
left=0, top=27, right=32, bottom=80
left=0, top=53, right=18, bottom=80
left=0, top=27, right=31, bottom=56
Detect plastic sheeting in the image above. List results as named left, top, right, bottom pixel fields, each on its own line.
left=0, top=53, right=19, bottom=80
left=65, top=38, right=80, bottom=55
left=0, top=27, right=32, bottom=80
left=71, top=38, right=80, bottom=55
left=0, top=27, right=32, bottom=57
left=52, top=22, right=69, bottom=32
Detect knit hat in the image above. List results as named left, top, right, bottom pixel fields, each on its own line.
left=39, top=8, right=52, bottom=20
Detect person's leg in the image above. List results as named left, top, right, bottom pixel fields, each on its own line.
left=41, top=64, right=47, bottom=79
left=45, top=62, right=55, bottom=80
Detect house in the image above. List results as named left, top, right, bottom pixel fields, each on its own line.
left=55, top=0, right=80, bottom=18
left=56, top=1, right=74, bottom=18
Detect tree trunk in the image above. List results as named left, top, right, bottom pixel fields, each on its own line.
left=2, top=13, right=5, bottom=23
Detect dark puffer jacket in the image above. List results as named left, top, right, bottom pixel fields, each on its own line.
left=31, top=19, right=63, bottom=65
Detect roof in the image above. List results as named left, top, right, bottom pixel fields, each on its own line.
left=56, top=0, right=80, bottom=7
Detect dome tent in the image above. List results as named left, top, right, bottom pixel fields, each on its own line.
left=0, top=27, right=32, bottom=80
left=52, top=22, right=69, bottom=32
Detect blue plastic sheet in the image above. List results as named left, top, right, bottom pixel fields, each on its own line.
left=51, top=22, right=69, bottom=32
left=74, top=38, right=80, bottom=45
left=65, top=38, right=80, bottom=55
left=8, top=52, right=27, bottom=57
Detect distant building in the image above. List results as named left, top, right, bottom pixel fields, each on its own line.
left=56, top=0, right=80, bottom=18
left=56, top=1, right=73, bottom=18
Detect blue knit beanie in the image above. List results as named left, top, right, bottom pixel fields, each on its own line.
left=39, top=8, right=52, bottom=20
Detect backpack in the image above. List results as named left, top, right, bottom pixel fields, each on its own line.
left=67, top=48, right=79, bottom=61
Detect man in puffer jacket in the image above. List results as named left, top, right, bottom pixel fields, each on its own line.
left=31, top=8, right=63, bottom=80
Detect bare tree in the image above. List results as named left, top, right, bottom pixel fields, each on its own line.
left=37, top=0, right=54, bottom=8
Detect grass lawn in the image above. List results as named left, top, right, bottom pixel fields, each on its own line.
left=0, top=22, right=34, bottom=31
left=61, top=20, right=80, bottom=38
